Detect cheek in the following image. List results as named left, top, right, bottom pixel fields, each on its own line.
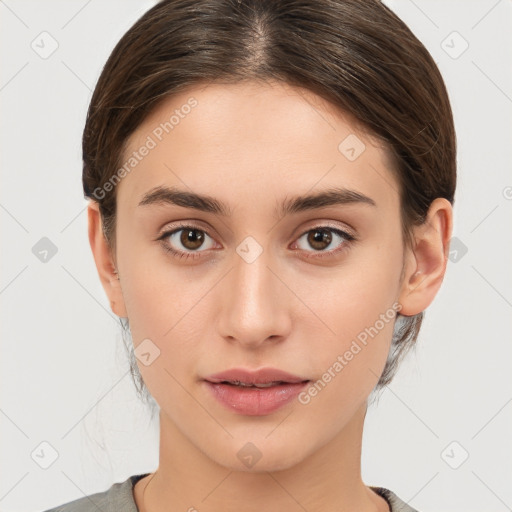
left=296, top=238, right=402, bottom=394
left=119, top=267, right=206, bottom=409
left=113, top=232, right=204, bottom=390
left=305, top=234, right=402, bottom=331
left=117, top=244, right=224, bottom=377
left=296, top=281, right=398, bottom=416
left=116, top=226, right=197, bottom=336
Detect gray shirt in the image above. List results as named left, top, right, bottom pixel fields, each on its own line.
left=42, top=473, right=419, bottom=512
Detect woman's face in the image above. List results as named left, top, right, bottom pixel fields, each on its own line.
left=105, top=80, right=414, bottom=470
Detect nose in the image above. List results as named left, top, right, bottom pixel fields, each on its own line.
left=216, top=248, right=292, bottom=349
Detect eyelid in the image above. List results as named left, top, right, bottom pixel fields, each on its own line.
left=294, top=220, right=356, bottom=240
left=157, top=219, right=356, bottom=243
left=157, top=220, right=220, bottom=247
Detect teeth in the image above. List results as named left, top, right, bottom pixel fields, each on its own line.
left=227, top=380, right=283, bottom=388
left=253, top=382, right=280, bottom=388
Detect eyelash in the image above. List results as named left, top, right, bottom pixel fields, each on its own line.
left=157, top=223, right=356, bottom=261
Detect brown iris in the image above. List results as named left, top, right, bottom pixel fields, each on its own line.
left=180, top=228, right=205, bottom=250
left=307, top=229, right=332, bottom=251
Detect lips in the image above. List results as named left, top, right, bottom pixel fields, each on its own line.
left=203, top=368, right=311, bottom=415
left=205, top=367, right=309, bottom=386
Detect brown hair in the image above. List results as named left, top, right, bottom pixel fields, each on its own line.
left=82, top=0, right=456, bottom=396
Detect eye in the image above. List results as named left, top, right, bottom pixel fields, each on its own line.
left=292, top=226, right=356, bottom=259
left=158, top=224, right=217, bottom=260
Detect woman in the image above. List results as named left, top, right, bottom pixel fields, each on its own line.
left=44, top=0, right=455, bottom=510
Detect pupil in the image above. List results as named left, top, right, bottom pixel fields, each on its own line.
left=181, top=229, right=204, bottom=250
left=309, top=229, right=331, bottom=250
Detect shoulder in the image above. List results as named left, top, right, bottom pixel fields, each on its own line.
left=41, top=474, right=149, bottom=512
left=370, top=486, right=420, bottom=512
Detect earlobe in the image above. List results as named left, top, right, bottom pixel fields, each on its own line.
left=397, top=198, right=453, bottom=316
left=87, top=200, right=128, bottom=318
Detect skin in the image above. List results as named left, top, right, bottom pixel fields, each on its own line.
left=88, top=80, right=452, bottom=512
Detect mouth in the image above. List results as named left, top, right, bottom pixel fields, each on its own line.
left=203, top=368, right=311, bottom=415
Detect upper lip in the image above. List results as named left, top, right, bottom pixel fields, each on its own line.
left=205, top=367, right=309, bottom=385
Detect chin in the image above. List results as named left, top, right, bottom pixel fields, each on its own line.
left=206, top=435, right=312, bottom=473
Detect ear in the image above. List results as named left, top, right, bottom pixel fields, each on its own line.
left=397, top=198, right=453, bottom=316
left=87, top=200, right=128, bottom=318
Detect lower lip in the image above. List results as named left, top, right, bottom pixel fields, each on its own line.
left=204, top=380, right=310, bottom=416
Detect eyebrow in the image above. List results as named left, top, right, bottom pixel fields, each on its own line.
left=138, top=185, right=376, bottom=218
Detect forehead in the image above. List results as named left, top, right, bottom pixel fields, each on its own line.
left=117, top=81, right=399, bottom=215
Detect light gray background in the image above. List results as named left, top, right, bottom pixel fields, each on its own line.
left=1, top=1, right=511, bottom=511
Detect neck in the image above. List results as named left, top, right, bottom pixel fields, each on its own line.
left=136, top=402, right=387, bottom=512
